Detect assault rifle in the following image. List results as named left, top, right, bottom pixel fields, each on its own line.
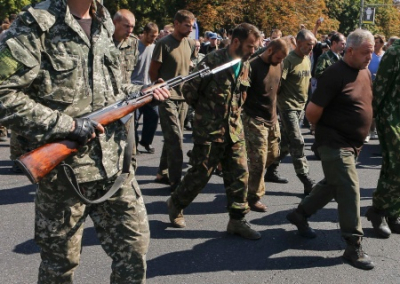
left=16, top=58, right=241, bottom=184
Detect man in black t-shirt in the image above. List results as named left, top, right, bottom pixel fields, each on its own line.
left=286, top=29, right=375, bottom=270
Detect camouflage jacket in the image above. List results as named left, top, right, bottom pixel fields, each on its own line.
left=115, top=34, right=139, bottom=84
left=373, top=39, right=400, bottom=116
left=0, top=0, right=141, bottom=183
left=183, top=48, right=250, bottom=145
left=314, top=50, right=341, bottom=79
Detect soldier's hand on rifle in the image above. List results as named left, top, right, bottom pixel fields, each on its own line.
left=152, top=86, right=170, bottom=101
left=68, top=118, right=105, bottom=145
left=145, top=78, right=170, bottom=101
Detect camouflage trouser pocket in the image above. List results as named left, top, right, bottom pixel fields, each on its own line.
left=35, top=201, right=86, bottom=239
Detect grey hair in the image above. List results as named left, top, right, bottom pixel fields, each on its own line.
left=346, top=29, right=374, bottom=50
left=296, top=29, right=316, bottom=42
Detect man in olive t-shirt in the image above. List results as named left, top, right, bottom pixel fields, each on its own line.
left=286, top=29, right=374, bottom=270
left=272, top=29, right=316, bottom=195
left=149, top=10, right=195, bottom=190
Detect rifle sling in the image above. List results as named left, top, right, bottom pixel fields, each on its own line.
left=58, top=119, right=136, bottom=204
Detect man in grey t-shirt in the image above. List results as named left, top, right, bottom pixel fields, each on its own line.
left=132, top=22, right=160, bottom=153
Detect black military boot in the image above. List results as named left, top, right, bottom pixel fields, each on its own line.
left=365, top=207, right=391, bottom=238
left=265, top=163, right=288, bottom=183
left=343, top=237, right=375, bottom=270
left=297, top=173, right=315, bottom=195
left=387, top=216, right=400, bottom=234
left=286, top=207, right=317, bottom=238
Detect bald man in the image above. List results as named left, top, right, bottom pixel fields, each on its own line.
left=113, top=9, right=141, bottom=162
left=113, top=9, right=139, bottom=85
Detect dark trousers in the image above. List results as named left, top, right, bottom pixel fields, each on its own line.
left=135, top=104, right=159, bottom=146
left=300, top=146, right=363, bottom=238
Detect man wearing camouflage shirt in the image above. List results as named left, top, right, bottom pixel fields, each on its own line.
left=112, top=9, right=140, bottom=164
left=0, top=0, right=169, bottom=283
left=167, top=23, right=262, bottom=240
left=113, top=9, right=139, bottom=86
left=366, top=39, right=400, bottom=238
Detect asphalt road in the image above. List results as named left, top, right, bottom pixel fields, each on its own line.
left=1, top=124, right=399, bottom=284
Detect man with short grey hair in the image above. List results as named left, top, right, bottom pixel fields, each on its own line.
left=266, top=29, right=316, bottom=195
left=286, top=29, right=375, bottom=270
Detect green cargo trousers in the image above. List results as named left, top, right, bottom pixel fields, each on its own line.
left=300, top=146, right=363, bottom=238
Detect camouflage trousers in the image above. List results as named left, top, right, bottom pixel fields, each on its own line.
left=158, top=99, right=188, bottom=185
left=373, top=112, right=400, bottom=217
left=9, top=131, right=29, bottom=160
left=0, top=125, right=7, bottom=141
left=242, top=112, right=280, bottom=201
left=300, top=146, right=363, bottom=238
left=36, top=171, right=149, bottom=284
left=171, top=140, right=250, bottom=220
left=279, top=110, right=310, bottom=175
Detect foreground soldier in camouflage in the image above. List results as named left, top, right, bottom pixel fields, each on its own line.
left=366, top=39, right=400, bottom=238
left=0, top=0, right=169, bottom=283
left=243, top=39, right=289, bottom=212
left=167, top=23, right=262, bottom=240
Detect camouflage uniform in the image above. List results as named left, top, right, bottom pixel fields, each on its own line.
left=171, top=48, right=250, bottom=219
left=372, top=40, right=400, bottom=218
left=115, top=34, right=139, bottom=167
left=0, top=1, right=149, bottom=283
left=243, top=114, right=280, bottom=201
left=0, top=125, right=7, bottom=141
left=314, top=50, right=341, bottom=79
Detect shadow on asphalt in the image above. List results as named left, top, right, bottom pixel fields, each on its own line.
left=146, top=226, right=344, bottom=278
left=0, top=184, right=35, bottom=205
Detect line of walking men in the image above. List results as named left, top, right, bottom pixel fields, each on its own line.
left=2, top=1, right=400, bottom=282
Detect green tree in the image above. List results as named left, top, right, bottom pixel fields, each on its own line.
left=325, top=0, right=361, bottom=35
left=103, top=0, right=186, bottom=33
left=0, top=0, right=35, bottom=21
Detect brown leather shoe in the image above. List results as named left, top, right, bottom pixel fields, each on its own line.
left=249, top=201, right=268, bottom=212
left=167, top=197, right=186, bottom=228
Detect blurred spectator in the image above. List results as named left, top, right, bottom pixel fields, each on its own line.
left=386, top=36, right=399, bottom=49
left=200, top=32, right=218, bottom=54
left=271, top=29, right=282, bottom=40
left=9, top=14, right=17, bottom=23
left=369, top=34, right=385, bottom=81
left=132, top=22, right=160, bottom=154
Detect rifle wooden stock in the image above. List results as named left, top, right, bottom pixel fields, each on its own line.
left=16, top=94, right=154, bottom=184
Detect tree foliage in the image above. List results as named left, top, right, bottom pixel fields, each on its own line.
left=0, top=0, right=35, bottom=20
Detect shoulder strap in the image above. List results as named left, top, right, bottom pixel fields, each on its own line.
left=58, top=119, right=136, bottom=204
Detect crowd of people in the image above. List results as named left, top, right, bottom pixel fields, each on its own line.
left=1, top=0, right=400, bottom=283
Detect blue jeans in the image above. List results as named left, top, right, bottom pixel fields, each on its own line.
left=135, top=104, right=159, bottom=146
